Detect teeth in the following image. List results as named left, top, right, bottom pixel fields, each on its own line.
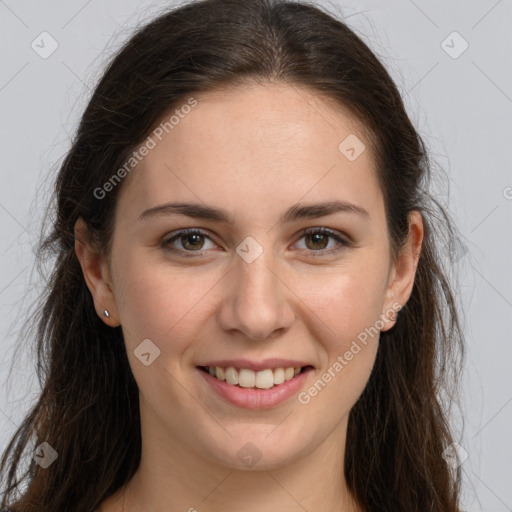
left=273, top=367, right=285, bottom=385
left=239, top=368, right=256, bottom=388
left=215, top=367, right=225, bottom=381
left=205, top=365, right=305, bottom=389
left=225, top=366, right=238, bottom=385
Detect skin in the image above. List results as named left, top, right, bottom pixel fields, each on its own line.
left=75, top=82, right=423, bottom=512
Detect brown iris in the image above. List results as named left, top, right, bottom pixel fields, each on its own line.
left=305, top=232, right=329, bottom=251
left=180, top=233, right=205, bottom=251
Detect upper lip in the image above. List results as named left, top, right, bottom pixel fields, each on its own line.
left=196, top=358, right=315, bottom=372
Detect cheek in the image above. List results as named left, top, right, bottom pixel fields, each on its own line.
left=113, top=252, right=219, bottom=348
left=301, top=273, right=381, bottom=410
left=300, top=263, right=388, bottom=344
left=294, top=259, right=386, bottom=396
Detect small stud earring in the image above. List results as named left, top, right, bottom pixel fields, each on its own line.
left=102, top=309, right=110, bottom=318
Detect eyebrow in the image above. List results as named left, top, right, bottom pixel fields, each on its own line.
left=137, top=199, right=370, bottom=224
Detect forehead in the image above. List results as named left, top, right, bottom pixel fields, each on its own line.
left=116, top=83, right=383, bottom=224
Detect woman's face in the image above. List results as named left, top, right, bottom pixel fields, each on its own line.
left=97, top=83, right=420, bottom=471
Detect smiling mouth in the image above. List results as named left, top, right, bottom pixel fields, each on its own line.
left=197, top=365, right=314, bottom=390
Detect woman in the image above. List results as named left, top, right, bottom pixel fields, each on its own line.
left=0, top=0, right=465, bottom=510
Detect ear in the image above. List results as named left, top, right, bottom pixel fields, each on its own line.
left=74, top=217, right=120, bottom=326
left=380, top=210, right=424, bottom=331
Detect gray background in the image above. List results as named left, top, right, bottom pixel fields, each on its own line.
left=0, top=0, right=511, bottom=510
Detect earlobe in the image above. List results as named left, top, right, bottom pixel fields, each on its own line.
left=380, top=210, right=424, bottom=332
left=74, top=217, right=120, bottom=326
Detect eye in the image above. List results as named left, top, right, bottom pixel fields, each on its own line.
left=294, top=227, right=350, bottom=256
left=163, top=226, right=350, bottom=258
left=162, top=228, right=216, bottom=257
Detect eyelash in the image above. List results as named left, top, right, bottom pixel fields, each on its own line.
left=162, top=227, right=351, bottom=258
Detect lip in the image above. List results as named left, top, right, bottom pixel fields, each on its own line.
left=195, top=358, right=314, bottom=372
left=196, top=366, right=314, bottom=409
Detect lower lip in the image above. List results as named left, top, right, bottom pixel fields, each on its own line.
left=197, top=367, right=314, bottom=409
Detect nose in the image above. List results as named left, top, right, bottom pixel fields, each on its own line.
left=217, top=250, right=296, bottom=341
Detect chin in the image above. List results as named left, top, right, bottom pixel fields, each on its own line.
left=202, top=433, right=307, bottom=471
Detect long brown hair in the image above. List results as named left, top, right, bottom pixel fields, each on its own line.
left=0, top=0, right=465, bottom=510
